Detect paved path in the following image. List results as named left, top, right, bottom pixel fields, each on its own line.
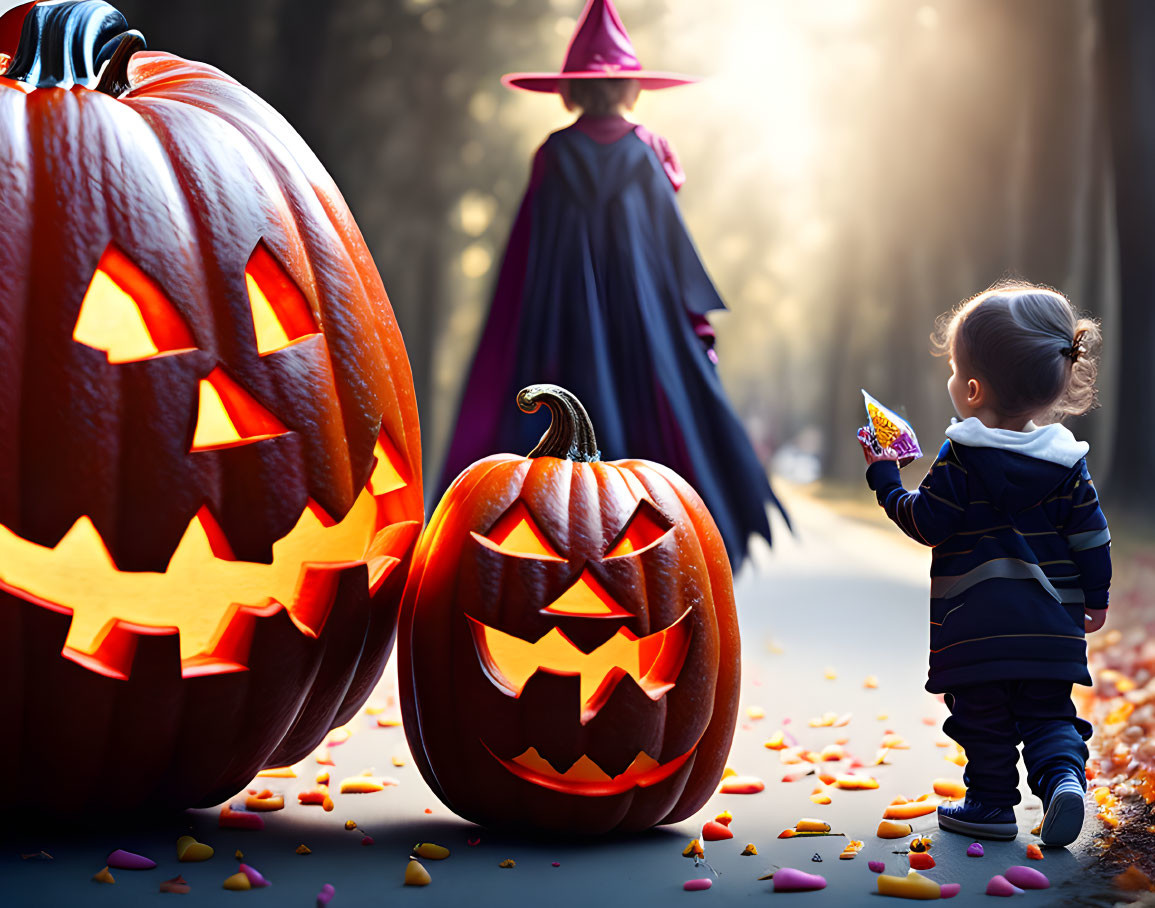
left=2, top=487, right=1120, bottom=906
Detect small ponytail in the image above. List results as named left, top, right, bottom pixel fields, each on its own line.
left=1053, top=317, right=1101, bottom=420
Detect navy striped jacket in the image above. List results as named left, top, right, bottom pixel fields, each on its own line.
left=866, top=418, right=1111, bottom=693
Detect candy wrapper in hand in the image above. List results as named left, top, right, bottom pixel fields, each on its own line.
left=860, top=390, right=922, bottom=462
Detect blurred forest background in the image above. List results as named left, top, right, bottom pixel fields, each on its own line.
left=100, top=0, right=1155, bottom=519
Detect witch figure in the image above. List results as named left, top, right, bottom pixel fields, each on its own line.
left=438, top=0, right=786, bottom=566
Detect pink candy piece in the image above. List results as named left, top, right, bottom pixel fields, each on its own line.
left=772, top=868, right=827, bottom=892
left=684, top=879, right=712, bottom=891
left=239, top=863, right=270, bottom=888
left=552, top=862, right=560, bottom=867
left=1004, top=865, right=1049, bottom=890
left=966, top=842, right=984, bottom=857
left=106, top=849, right=156, bottom=870
left=361, top=836, right=374, bottom=846
left=868, top=861, right=886, bottom=873
left=985, top=875, right=1022, bottom=897
left=316, top=882, right=335, bottom=907
left=940, top=883, right=961, bottom=899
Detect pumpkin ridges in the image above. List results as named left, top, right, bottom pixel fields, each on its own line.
left=0, top=83, right=32, bottom=528
left=124, top=53, right=420, bottom=513
left=398, top=455, right=522, bottom=806
left=633, top=463, right=738, bottom=826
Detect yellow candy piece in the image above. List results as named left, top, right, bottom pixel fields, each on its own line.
left=763, top=731, right=786, bottom=750
left=810, top=793, right=832, bottom=805
left=296, top=844, right=312, bottom=855
left=683, top=839, right=704, bottom=858
left=404, top=859, right=431, bottom=886
left=741, top=844, right=758, bottom=856
left=413, top=843, right=450, bottom=860
left=721, top=767, right=737, bottom=779
left=747, top=705, right=766, bottom=720
left=796, top=819, right=830, bottom=832
left=339, top=777, right=385, bottom=794
left=499, top=859, right=516, bottom=868
left=344, top=820, right=358, bottom=830
left=176, top=836, right=214, bottom=862
left=222, top=872, right=252, bottom=891
left=315, top=771, right=330, bottom=785
left=234, top=850, right=244, bottom=860
left=836, top=774, right=879, bottom=790
left=877, top=870, right=941, bottom=900
left=864, top=675, right=879, bottom=689
left=92, top=867, right=115, bottom=884
left=255, top=766, right=296, bottom=778
left=877, top=820, right=913, bottom=839
left=244, top=793, right=284, bottom=811
left=392, top=756, right=407, bottom=767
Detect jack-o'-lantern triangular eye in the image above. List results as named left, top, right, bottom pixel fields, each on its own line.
left=368, top=432, right=408, bottom=495
left=73, top=244, right=195, bottom=362
left=474, top=501, right=565, bottom=562
left=245, top=243, right=319, bottom=355
left=191, top=367, right=289, bottom=451
left=605, top=500, right=672, bottom=559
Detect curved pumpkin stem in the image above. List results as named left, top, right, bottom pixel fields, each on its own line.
left=517, top=385, right=601, bottom=463
left=4, top=0, right=144, bottom=92
left=94, top=29, right=143, bottom=96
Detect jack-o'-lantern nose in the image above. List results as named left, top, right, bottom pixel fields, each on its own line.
left=540, top=569, right=629, bottom=618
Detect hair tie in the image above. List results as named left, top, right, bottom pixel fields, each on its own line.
left=1060, top=337, right=1085, bottom=363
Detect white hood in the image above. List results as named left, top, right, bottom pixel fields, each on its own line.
left=944, top=417, right=1089, bottom=468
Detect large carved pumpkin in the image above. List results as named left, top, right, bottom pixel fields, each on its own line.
left=399, top=386, right=738, bottom=833
left=0, top=1, right=422, bottom=812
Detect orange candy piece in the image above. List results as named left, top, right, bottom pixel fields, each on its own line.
left=702, top=821, right=734, bottom=841
left=876, top=820, right=913, bottom=839
left=932, top=778, right=967, bottom=800
left=882, top=802, right=938, bottom=820
left=908, top=852, right=936, bottom=870
left=1026, top=843, right=1044, bottom=860
left=720, top=776, right=765, bottom=795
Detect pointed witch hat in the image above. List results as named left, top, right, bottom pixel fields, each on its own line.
left=502, top=0, right=697, bottom=93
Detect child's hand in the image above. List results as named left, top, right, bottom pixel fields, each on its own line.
left=857, top=427, right=915, bottom=467
left=1084, top=608, right=1107, bottom=633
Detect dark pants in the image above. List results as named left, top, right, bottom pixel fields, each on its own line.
left=943, top=680, right=1092, bottom=808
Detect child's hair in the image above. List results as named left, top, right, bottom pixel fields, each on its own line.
left=560, top=78, right=639, bottom=116
left=932, top=280, right=1101, bottom=422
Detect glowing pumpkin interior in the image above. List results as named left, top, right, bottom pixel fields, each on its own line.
left=0, top=244, right=415, bottom=675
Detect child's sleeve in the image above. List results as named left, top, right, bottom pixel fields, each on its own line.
left=1061, top=462, right=1111, bottom=609
left=865, top=441, right=968, bottom=546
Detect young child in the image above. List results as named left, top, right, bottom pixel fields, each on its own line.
left=437, top=0, right=786, bottom=566
left=860, top=283, right=1110, bottom=847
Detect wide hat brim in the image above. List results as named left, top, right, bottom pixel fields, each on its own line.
left=501, top=70, right=698, bottom=93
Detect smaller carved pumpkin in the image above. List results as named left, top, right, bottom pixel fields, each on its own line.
left=399, top=385, right=739, bottom=833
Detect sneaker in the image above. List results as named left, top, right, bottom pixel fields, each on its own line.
left=1040, top=775, right=1086, bottom=847
left=937, top=796, right=1018, bottom=840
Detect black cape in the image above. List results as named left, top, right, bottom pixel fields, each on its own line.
left=439, top=121, right=786, bottom=565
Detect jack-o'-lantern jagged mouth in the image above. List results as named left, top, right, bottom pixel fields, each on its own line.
left=0, top=469, right=419, bottom=678
left=480, top=735, right=703, bottom=797
left=467, top=608, right=693, bottom=725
